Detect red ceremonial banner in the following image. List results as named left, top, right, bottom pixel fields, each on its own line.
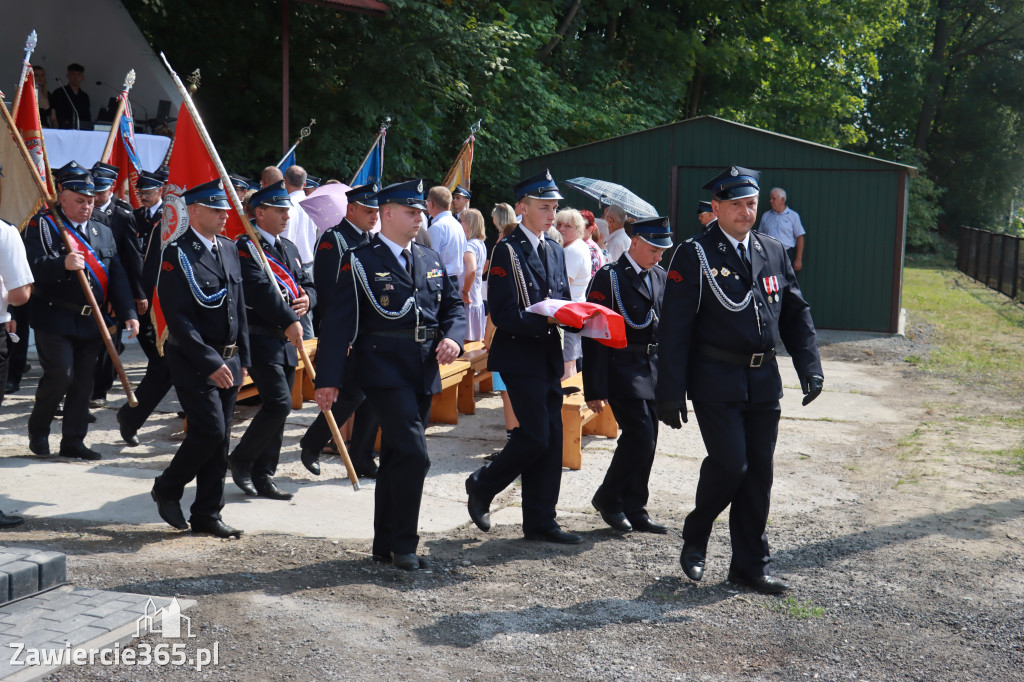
left=14, top=69, right=51, bottom=190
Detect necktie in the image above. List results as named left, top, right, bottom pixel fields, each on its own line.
left=274, top=238, right=283, bottom=254
left=737, top=243, right=750, bottom=272
left=76, top=224, right=89, bottom=244
left=639, top=269, right=652, bottom=296
left=536, top=239, right=548, bottom=279
left=211, top=239, right=219, bottom=261
left=402, top=248, right=414, bottom=277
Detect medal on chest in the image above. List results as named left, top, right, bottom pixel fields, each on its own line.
left=762, top=275, right=780, bottom=303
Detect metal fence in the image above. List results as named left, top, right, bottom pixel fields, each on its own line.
left=957, top=226, right=1024, bottom=302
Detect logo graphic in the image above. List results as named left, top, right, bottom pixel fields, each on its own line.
left=136, top=598, right=194, bottom=639
left=319, top=241, right=333, bottom=250
left=589, top=291, right=606, bottom=301
left=489, top=266, right=506, bottom=278
left=667, top=270, right=683, bottom=282
left=161, top=262, right=174, bottom=272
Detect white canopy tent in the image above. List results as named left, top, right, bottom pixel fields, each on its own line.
left=0, top=0, right=182, bottom=129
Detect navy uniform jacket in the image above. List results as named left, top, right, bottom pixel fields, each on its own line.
left=132, top=203, right=163, bottom=253
left=582, top=254, right=665, bottom=401
left=236, top=232, right=316, bottom=367
left=315, top=234, right=465, bottom=395
left=157, top=227, right=250, bottom=387
left=93, top=198, right=145, bottom=300
left=23, top=206, right=137, bottom=338
left=656, top=226, right=821, bottom=404
left=486, top=225, right=570, bottom=379
left=313, top=218, right=370, bottom=287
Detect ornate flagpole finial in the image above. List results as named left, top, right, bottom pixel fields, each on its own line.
left=25, top=30, right=38, bottom=53
left=300, top=118, right=315, bottom=139
left=187, top=68, right=201, bottom=94
left=123, top=69, right=136, bottom=91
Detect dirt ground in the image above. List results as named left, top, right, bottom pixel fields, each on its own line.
left=6, top=322, right=1024, bottom=681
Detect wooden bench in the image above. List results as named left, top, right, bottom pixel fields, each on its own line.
left=561, top=372, right=618, bottom=470
left=457, top=341, right=493, bottom=415
left=428, top=359, right=473, bottom=424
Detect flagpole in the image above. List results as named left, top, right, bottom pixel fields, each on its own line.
left=10, top=31, right=37, bottom=119
left=100, top=70, right=136, bottom=164
left=0, top=93, right=137, bottom=406
left=275, top=118, right=315, bottom=168
left=347, top=117, right=390, bottom=186
left=160, top=52, right=361, bottom=490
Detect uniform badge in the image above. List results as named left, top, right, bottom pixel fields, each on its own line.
left=753, top=240, right=762, bottom=252
left=589, top=291, right=606, bottom=302
left=426, top=268, right=443, bottom=279
left=239, top=249, right=250, bottom=259
left=667, top=270, right=682, bottom=282
left=91, top=227, right=98, bottom=237
left=384, top=284, right=394, bottom=291
left=381, top=295, right=390, bottom=307
left=161, top=261, right=174, bottom=272
left=717, top=242, right=728, bottom=253
left=318, top=241, right=333, bottom=251
left=490, top=266, right=507, bottom=278
left=193, top=242, right=201, bottom=252
left=711, top=268, right=719, bottom=277
left=720, top=268, right=729, bottom=277
left=341, top=262, right=351, bottom=272
left=374, top=272, right=392, bottom=282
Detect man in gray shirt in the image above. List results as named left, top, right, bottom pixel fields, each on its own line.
left=757, top=187, right=805, bottom=272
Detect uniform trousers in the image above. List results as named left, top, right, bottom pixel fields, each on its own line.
left=135, top=312, right=161, bottom=364
left=230, top=362, right=295, bottom=481
left=683, top=400, right=781, bottom=578
left=300, top=364, right=376, bottom=470
left=117, top=352, right=172, bottom=434
left=5, top=304, right=29, bottom=387
left=92, top=321, right=125, bottom=400
left=594, top=398, right=658, bottom=517
left=468, top=370, right=563, bottom=534
left=155, top=348, right=238, bottom=522
left=28, top=330, right=103, bottom=447
left=0, top=328, right=10, bottom=405
left=363, top=386, right=432, bottom=556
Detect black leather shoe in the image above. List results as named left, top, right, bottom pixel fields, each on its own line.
left=191, top=518, right=243, bottom=539
left=5, top=381, right=18, bottom=394
left=355, top=461, right=378, bottom=479
left=229, top=458, right=258, bottom=496
left=117, top=410, right=140, bottom=446
left=680, top=545, right=706, bottom=582
left=0, top=511, right=24, bottom=528
left=59, top=443, right=102, bottom=460
left=392, top=553, right=431, bottom=571
left=176, top=410, right=186, bottom=419
left=55, top=403, right=64, bottom=417
left=29, top=435, right=51, bottom=458
left=465, top=478, right=491, bottom=532
left=592, top=495, right=632, bottom=532
left=254, top=478, right=293, bottom=501
left=300, top=447, right=320, bottom=476
left=727, top=571, right=790, bottom=594
left=151, top=485, right=188, bottom=530
left=525, top=527, right=583, bottom=544
left=627, top=513, right=668, bottom=534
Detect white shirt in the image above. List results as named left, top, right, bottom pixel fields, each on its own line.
left=517, top=223, right=545, bottom=252
left=190, top=227, right=219, bottom=258
left=605, top=227, right=631, bottom=263
left=0, top=220, right=34, bottom=324
left=282, top=189, right=318, bottom=265
left=147, top=198, right=163, bottom=220
left=378, top=232, right=414, bottom=271
left=427, top=210, right=466, bottom=277
left=623, top=250, right=652, bottom=296
left=563, top=238, right=591, bottom=302
left=757, top=206, right=805, bottom=249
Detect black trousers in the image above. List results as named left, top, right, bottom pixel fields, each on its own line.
left=594, top=398, right=659, bottom=517
left=92, top=322, right=126, bottom=400
left=5, top=303, right=29, bottom=387
left=363, top=386, right=432, bottom=556
left=468, top=370, right=564, bottom=535
left=117, top=351, right=173, bottom=435
left=683, top=400, right=781, bottom=578
left=155, top=371, right=238, bottom=523
left=230, top=362, right=295, bottom=481
left=135, top=313, right=160, bottom=365
left=300, top=364, right=376, bottom=470
left=29, top=330, right=103, bottom=447
left=0, top=328, right=9, bottom=406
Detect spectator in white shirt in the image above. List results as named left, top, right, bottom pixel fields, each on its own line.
left=426, top=186, right=466, bottom=289
left=281, top=165, right=318, bottom=337
left=603, top=204, right=631, bottom=263
left=757, top=187, right=806, bottom=271
left=556, top=208, right=591, bottom=380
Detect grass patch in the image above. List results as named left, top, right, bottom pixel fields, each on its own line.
left=770, top=597, right=825, bottom=619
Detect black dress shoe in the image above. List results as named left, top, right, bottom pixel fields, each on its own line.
left=5, top=382, right=18, bottom=394
left=627, top=513, right=668, bottom=534
left=229, top=458, right=259, bottom=496
left=525, top=527, right=583, bottom=544
left=680, top=545, right=706, bottom=582
left=392, top=553, right=431, bottom=571
left=727, top=571, right=790, bottom=594
left=191, top=518, right=243, bottom=539
left=29, top=436, right=51, bottom=458
left=117, top=410, right=140, bottom=446
left=55, top=403, right=64, bottom=417
left=176, top=411, right=187, bottom=419
left=151, top=486, right=188, bottom=530
left=465, top=478, right=491, bottom=532
left=0, top=511, right=24, bottom=528
left=355, top=461, right=378, bottom=479
left=592, top=495, right=632, bottom=532
left=300, top=447, right=320, bottom=476
left=59, top=443, right=102, bottom=460
left=254, top=478, right=293, bottom=501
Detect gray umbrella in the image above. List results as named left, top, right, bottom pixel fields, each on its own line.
left=564, top=177, right=658, bottom=218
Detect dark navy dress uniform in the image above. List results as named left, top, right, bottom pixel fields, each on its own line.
left=315, top=180, right=465, bottom=561
left=583, top=218, right=672, bottom=532
left=301, top=183, right=380, bottom=475
left=131, top=171, right=166, bottom=364
left=229, top=182, right=317, bottom=493
left=23, top=166, right=137, bottom=457
left=466, top=170, right=576, bottom=541
left=657, top=167, right=823, bottom=589
left=153, top=181, right=250, bottom=528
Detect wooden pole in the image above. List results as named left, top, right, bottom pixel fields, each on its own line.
left=282, top=0, right=290, bottom=157
left=99, top=70, right=136, bottom=164
left=0, top=97, right=137, bottom=406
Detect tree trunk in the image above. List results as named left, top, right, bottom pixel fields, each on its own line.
left=538, top=0, right=584, bottom=58
left=685, top=68, right=705, bottom=119
left=915, top=0, right=953, bottom=151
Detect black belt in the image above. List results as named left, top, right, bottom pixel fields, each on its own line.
left=167, top=338, right=239, bottom=359
left=248, top=325, right=287, bottom=339
left=698, top=344, right=775, bottom=368
left=51, top=299, right=95, bottom=316
left=365, top=327, right=440, bottom=343
left=623, top=343, right=658, bottom=355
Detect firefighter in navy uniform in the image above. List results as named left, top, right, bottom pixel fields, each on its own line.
left=583, top=217, right=672, bottom=535
left=314, top=179, right=465, bottom=571
left=151, top=179, right=249, bottom=539
left=23, top=162, right=139, bottom=459
left=464, top=170, right=580, bottom=545
left=657, top=166, right=824, bottom=594
left=228, top=181, right=315, bottom=500
left=300, top=182, right=381, bottom=478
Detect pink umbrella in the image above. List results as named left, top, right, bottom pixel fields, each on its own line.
left=300, top=183, right=350, bottom=237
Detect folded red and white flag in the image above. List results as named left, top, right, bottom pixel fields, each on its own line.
left=525, top=300, right=627, bottom=349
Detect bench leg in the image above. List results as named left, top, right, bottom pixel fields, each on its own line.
left=291, top=368, right=304, bottom=409
left=457, top=371, right=476, bottom=415
left=429, top=386, right=459, bottom=424
left=584, top=407, right=619, bottom=439
left=561, top=406, right=583, bottom=470
left=479, top=372, right=493, bottom=393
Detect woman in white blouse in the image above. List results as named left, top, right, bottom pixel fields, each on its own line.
left=555, top=208, right=591, bottom=380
